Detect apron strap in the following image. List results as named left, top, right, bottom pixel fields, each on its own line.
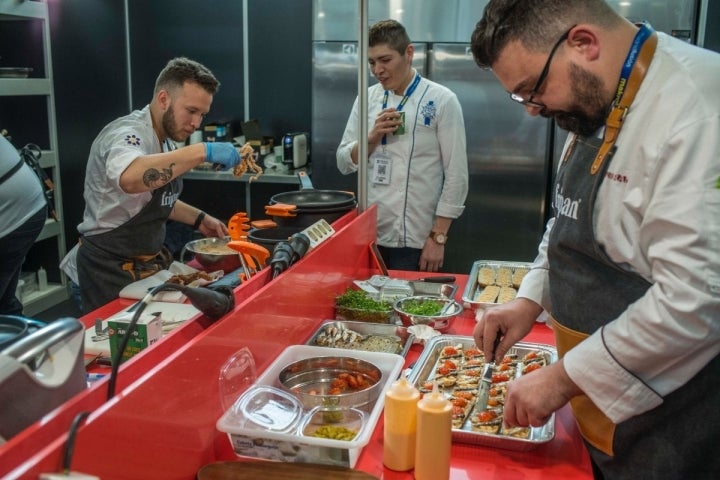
left=591, top=32, right=658, bottom=175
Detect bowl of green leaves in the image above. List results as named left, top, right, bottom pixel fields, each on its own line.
left=392, top=295, right=462, bottom=332
left=334, top=288, right=395, bottom=323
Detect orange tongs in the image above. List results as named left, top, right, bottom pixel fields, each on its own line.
left=226, top=212, right=270, bottom=279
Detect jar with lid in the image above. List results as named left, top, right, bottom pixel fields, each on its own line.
left=383, top=374, right=420, bottom=471
left=414, top=381, right=452, bottom=480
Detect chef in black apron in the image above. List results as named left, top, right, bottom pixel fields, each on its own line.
left=70, top=57, right=241, bottom=313
left=469, top=2, right=720, bottom=479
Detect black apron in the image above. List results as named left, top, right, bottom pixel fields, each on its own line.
left=548, top=135, right=719, bottom=479
left=78, top=177, right=181, bottom=312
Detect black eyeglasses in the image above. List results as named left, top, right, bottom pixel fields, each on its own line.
left=510, top=26, right=574, bottom=108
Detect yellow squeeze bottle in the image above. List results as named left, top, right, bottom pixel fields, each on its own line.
left=414, top=381, right=452, bottom=480
left=383, top=374, right=421, bottom=471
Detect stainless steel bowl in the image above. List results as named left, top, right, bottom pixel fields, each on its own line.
left=182, top=237, right=241, bottom=273
left=392, top=295, right=463, bottom=332
left=278, top=356, right=383, bottom=409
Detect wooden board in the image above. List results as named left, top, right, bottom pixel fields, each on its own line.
left=197, top=461, right=380, bottom=480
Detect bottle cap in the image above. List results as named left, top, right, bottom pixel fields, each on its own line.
left=419, top=381, right=450, bottom=410
left=387, top=374, right=419, bottom=399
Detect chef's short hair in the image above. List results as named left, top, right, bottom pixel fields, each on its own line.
left=154, top=57, right=220, bottom=95
left=369, top=19, right=411, bottom=54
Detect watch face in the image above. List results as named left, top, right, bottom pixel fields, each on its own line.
left=432, top=232, right=447, bottom=244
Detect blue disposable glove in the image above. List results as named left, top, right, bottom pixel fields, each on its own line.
left=204, top=142, right=240, bottom=170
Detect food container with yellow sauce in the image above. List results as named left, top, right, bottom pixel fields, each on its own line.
left=216, top=345, right=404, bottom=467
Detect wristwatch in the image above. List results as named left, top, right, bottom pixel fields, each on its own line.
left=429, top=231, right=447, bottom=245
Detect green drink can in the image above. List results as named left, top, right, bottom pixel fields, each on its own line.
left=394, top=111, right=406, bottom=135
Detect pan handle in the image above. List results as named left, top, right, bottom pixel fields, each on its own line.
left=296, top=171, right=314, bottom=191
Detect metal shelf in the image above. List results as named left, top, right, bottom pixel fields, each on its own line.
left=3, top=0, right=69, bottom=313
left=21, top=283, right=70, bottom=318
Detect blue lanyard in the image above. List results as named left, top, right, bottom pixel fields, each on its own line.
left=613, top=22, right=653, bottom=107
left=382, top=72, right=421, bottom=111
left=381, top=72, right=421, bottom=146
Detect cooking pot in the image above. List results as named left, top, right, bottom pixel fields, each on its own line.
left=267, top=172, right=356, bottom=227
left=246, top=226, right=304, bottom=252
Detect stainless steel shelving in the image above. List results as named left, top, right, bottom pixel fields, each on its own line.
left=1, top=0, right=69, bottom=316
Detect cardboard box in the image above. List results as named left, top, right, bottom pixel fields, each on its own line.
left=107, top=312, right=162, bottom=364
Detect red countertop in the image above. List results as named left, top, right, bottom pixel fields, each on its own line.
left=0, top=207, right=592, bottom=479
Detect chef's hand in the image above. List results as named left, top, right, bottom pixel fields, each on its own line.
left=204, top=142, right=240, bottom=170
left=419, top=238, right=444, bottom=272
left=502, top=359, right=581, bottom=428
left=473, top=297, right=541, bottom=362
left=369, top=108, right=401, bottom=145
left=197, top=213, right=229, bottom=238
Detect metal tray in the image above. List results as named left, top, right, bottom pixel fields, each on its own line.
left=407, top=335, right=557, bottom=451
left=354, top=275, right=457, bottom=302
left=462, top=260, right=532, bottom=309
left=307, top=320, right=414, bottom=357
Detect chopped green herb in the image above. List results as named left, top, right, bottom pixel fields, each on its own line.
left=399, top=298, right=444, bottom=316
left=335, top=288, right=392, bottom=311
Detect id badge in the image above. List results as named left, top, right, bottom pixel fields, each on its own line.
left=372, top=154, right=392, bottom=185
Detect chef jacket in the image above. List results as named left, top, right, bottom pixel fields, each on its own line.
left=519, top=32, right=720, bottom=423
left=61, top=106, right=178, bottom=281
left=78, top=105, right=176, bottom=235
left=337, top=73, right=468, bottom=248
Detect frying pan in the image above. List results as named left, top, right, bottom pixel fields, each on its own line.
left=269, top=172, right=356, bottom=209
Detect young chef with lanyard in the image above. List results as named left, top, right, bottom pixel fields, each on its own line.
left=337, top=19, right=468, bottom=272
left=64, top=57, right=241, bottom=313
left=470, top=1, right=719, bottom=478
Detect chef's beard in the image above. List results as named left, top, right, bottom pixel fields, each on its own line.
left=162, top=104, right=187, bottom=143
left=542, top=63, right=610, bottom=137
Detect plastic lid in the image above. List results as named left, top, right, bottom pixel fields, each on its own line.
left=229, top=385, right=303, bottom=433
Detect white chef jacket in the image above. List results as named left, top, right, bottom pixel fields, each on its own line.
left=519, top=33, right=720, bottom=423
left=61, top=106, right=172, bottom=281
left=78, top=105, right=170, bottom=235
left=337, top=74, right=468, bottom=248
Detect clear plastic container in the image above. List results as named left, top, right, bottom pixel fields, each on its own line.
left=225, top=385, right=303, bottom=433
left=300, top=406, right=366, bottom=441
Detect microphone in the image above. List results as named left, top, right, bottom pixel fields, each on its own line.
left=158, top=284, right=235, bottom=320
left=288, top=232, right=311, bottom=264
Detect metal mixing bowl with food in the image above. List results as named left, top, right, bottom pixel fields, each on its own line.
left=392, top=295, right=463, bottom=332
left=278, top=356, right=383, bottom=410
left=182, top=237, right=241, bottom=273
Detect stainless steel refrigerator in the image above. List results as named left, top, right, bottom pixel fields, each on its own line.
left=311, top=0, right=701, bottom=273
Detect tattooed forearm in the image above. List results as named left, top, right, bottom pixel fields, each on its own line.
left=143, top=163, right=175, bottom=188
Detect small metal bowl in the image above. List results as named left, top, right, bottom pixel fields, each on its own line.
left=392, top=295, right=463, bottom=332
left=182, top=237, right=241, bottom=273
left=278, top=356, right=383, bottom=409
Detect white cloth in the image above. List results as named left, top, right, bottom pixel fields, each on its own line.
left=337, top=75, right=468, bottom=248
left=519, top=33, right=720, bottom=423
left=0, top=135, right=46, bottom=239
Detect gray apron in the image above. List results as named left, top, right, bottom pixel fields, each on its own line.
left=78, top=177, right=181, bottom=312
left=548, top=135, right=719, bottom=479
